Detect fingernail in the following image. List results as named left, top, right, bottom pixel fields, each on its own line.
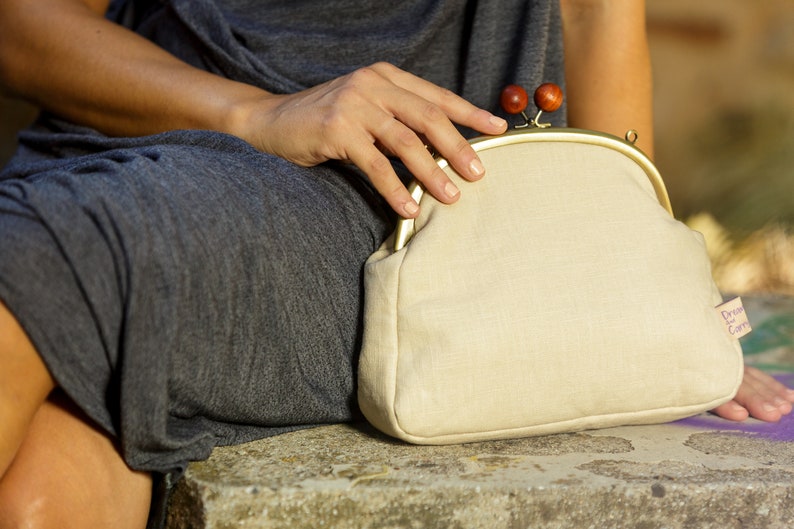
left=444, top=181, right=460, bottom=199
left=469, top=158, right=484, bottom=178
left=763, top=403, right=777, bottom=412
left=403, top=201, right=419, bottom=216
left=490, top=115, right=507, bottom=129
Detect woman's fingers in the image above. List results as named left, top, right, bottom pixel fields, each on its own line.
left=306, top=69, right=479, bottom=216
left=373, top=118, right=461, bottom=204
left=391, top=94, right=485, bottom=183
left=255, top=63, right=508, bottom=216
left=371, top=62, right=507, bottom=136
left=340, top=116, right=454, bottom=217
left=369, top=63, right=506, bottom=187
left=345, top=136, right=423, bottom=218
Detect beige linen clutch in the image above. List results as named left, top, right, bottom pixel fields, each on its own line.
left=358, top=107, right=744, bottom=444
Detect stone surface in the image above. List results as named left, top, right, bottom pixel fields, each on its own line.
left=166, top=296, right=794, bottom=529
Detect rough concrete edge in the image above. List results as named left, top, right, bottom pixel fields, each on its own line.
left=166, top=479, right=794, bottom=529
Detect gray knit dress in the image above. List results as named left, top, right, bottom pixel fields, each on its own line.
left=0, top=0, right=564, bottom=509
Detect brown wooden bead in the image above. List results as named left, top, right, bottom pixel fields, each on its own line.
left=533, top=83, right=563, bottom=113
left=500, top=84, right=529, bottom=115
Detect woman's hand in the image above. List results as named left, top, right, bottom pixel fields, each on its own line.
left=238, top=63, right=507, bottom=217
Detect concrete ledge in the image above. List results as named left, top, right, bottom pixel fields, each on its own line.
left=166, top=296, right=794, bottom=529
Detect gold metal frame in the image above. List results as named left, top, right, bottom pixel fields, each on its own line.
left=393, top=128, right=672, bottom=252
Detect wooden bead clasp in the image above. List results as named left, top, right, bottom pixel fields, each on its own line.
left=500, top=82, right=563, bottom=129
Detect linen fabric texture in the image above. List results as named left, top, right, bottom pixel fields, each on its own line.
left=359, top=132, right=744, bottom=444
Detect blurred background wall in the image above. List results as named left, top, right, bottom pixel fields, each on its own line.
left=1, top=0, right=792, bottom=292
left=648, top=0, right=794, bottom=230
left=647, top=0, right=794, bottom=294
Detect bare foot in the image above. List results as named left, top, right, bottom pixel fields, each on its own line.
left=711, top=366, right=794, bottom=422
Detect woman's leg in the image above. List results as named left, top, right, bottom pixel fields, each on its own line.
left=0, top=302, right=152, bottom=529
left=0, top=300, right=53, bottom=476
left=0, top=130, right=393, bottom=527
left=0, top=131, right=391, bottom=526
left=0, top=394, right=153, bottom=529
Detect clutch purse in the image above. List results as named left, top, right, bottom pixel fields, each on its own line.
left=358, top=84, right=745, bottom=445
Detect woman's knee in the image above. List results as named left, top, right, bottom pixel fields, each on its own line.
left=0, top=477, right=53, bottom=529
left=0, top=300, right=55, bottom=476
left=0, top=475, right=151, bottom=529
left=0, top=395, right=153, bottom=529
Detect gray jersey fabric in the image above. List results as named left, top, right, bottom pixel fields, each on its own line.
left=0, top=0, right=564, bottom=488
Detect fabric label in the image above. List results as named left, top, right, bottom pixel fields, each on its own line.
left=716, top=297, right=752, bottom=339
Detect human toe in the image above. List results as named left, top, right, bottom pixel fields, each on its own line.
left=711, top=400, right=750, bottom=422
